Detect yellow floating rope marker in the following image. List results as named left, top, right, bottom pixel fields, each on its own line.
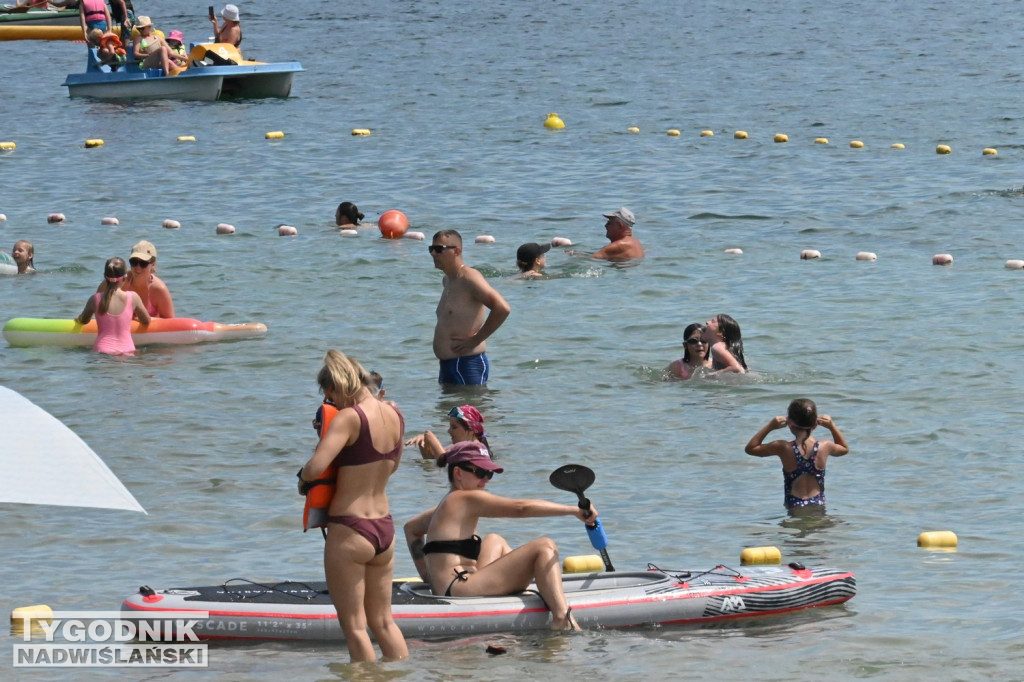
left=814, top=137, right=829, bottom=145
left=626, top=126, right=640, bottom=134
left=351, top=129, right=371, bottom=136
left=918, top=530, right=957, bottom=549
left=667, top=129, right=680, bottom=137
left=700, top=130, right=714, bottom=137
left=177, top=135, right=196, bottom=142
left=982, top=148, right=998, bottom=156
left=849, top=140, right=864, bottom=148
left=544, top=112, right=565, bottom=129
left=936, top=144, right=952, bottom=155
left=85, top=139, right=104, bottom=148
left=734, top=130, right=748, bottom=139
left=740, top=546, right=782, bottom=565
left=10, top=605, right=52, bottom=637
left=265, top=131, right=285, bottom=139
left=890, top=143, right=905, bottom=149
left=773, top=133, right=788, bottom=143
left=0, top=141, right=15, bottom=150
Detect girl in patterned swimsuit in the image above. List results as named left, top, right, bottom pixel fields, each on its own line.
left=744, top=398, right=850, bottom=509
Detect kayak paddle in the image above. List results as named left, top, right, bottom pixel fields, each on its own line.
left=549, top=464, right=614, bottom=572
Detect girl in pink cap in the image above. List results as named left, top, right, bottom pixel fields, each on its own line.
left=76, top=257, right=151, bottom=355
left=405, top=404, right=493, bottom=460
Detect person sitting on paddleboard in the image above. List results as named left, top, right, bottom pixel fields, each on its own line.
left=405, top=404, right=492, bottom=461
left=744, top=398, right=850, bottom=509
left=403, top=441, right=588, bottom=631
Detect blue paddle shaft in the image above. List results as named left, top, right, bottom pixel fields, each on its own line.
left=578, top=497, right=608, bottom=551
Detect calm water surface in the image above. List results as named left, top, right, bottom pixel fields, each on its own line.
left=2, top=0, right=1023, bottom=679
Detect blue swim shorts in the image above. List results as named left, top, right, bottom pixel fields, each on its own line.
left=438, top=353, right=489, bottom=386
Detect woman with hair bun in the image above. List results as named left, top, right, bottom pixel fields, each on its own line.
left=75, top=257, right=150, bottom=355
left=335, top=201, right=365, bottom=228
left=298, top=350, right=408, bottom=663
left=744, top=398, right=850, bottom=509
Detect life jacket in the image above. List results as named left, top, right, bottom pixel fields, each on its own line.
left=301, top=401, right=338, bottom=533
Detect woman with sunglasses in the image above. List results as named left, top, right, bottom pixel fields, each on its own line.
left=405, top=404, right=493, bottom=460
left=667, top=322, right=711, bottom=379
left=298, top=350, right=408, bottom=662
left=403, top=441, right=591, bottom=630
left=121, top=240, right=174, bottom=318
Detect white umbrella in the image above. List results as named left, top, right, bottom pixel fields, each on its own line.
left=0, top=386, right=146, bottom=513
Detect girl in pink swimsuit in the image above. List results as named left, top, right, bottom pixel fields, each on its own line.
left=75, top=257, right=151, bottom=355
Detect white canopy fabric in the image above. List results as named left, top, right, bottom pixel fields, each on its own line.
left=0, top=386, right=146, bottom=513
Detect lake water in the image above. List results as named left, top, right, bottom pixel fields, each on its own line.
left=2, top=0, right=1024, bottom=678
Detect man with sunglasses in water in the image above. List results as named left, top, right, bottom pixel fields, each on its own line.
left=428, top=230, right=510, bottom=385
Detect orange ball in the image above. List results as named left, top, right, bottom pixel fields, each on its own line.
left=378, top=210, right=409, bottom=239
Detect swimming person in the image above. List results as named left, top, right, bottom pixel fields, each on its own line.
left=592, top=207, right=644, bottom=261
left=403, top=441, right=589, bottom=630
left=703, top=313, right=747, bottom=373
left=405, top=404, right=492, bottom=460
left=515, top=242, right=551, bottom=277
left=667, top=323, right=711, bottom=379
left=744, top=398, right=850, bottom=509
left=75, top=257, right=151, bottom=355
left=298, top=350, right=408, bottom=663
left=121, top=240, right=174, bottom=318
left=429, top=229, right=510, bottom=386
left=335, top=201, right=365, bottom=228
left=12, top=240, right=35, bottom=274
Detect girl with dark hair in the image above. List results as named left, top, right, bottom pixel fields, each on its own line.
left=335, top=201, right=365, bottom=227
left=667, top=322, right=711, bottom=379
left=75, top=257, right=150, bottom=354
left=405, top=404, right=493, bottom=460
left=744, top=398, right=850, bottom=509
left=703, top=313, right=747, bottom=373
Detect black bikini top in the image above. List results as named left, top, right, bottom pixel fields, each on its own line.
left=422, top=535, right=482, bottom=561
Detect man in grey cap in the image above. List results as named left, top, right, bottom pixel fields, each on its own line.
left=593, top=207, right=644, bottom=261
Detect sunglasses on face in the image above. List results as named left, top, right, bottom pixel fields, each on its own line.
left=428, top=244, right=456, bottom=254
left=685, top=337, right=705, bottom=345
left=457, top=463, right=493, bottom=480
left=129, top=259, right=152, bottom=268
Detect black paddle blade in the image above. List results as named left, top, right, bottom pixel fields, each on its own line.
left=549, top=464, right=595, bottom=496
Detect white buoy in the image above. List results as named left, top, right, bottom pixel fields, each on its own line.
left=101, top=217, right=119, bottom=226
left=0, top=214, right=6, bottom=222
left=1004, top=259, right=1024, bottom=270
left=404, top=231, right=425, bottom=240
left=475, top=235, right=496, bottom=244
left=551, top=237, right=573, bottom=247
left=216, top=223, right=235, bottom=235
left=47, top=213, right=65, bottom=224
left=339, top=229, right=358, bottom=237
left=162, top=219, right=181, bottom=229
left=800, top=249, right=821, bottom=260
left=278, top=225, right=298, bottom=236
left=855, top=252, right=877, bottom=261
left=724, top=248, right=743, bottom=255
left=932, top=254, right=953, bottom=266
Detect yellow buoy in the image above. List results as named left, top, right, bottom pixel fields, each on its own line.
left=563, top=555, right=603, bottom=573
left=177, top=135, right=196, bottom=142
left=734, top=130, right=748, bottom=139
left=891, top=143, right=905, bottom=149
left=983, top=147, right=998, bottom=156
left=265, top=131, right=285, bottom=139
left=700, top=130, right=714, bottom=137
left=351, top=128, right=371, bottom=136
left=814, top=137, right=829, bottom=145
left=0, top=141, right=15, bottom=150
left=544, top=113, right=565, bottom=130
left=740, top=546, right=781, bottom=565
left=667, top=129, right=680, bottom=137
left=774, top=133, right=788, bottom=143
left=627, top=126, right=640, bottom=134
left=11, top=604, right=53, bottom=636
left=849, top=140, right=864, bottom=148
left=917, top=530, right=957, bottom=549
left=85, top=139, right=104, bottom=148
left=936, top=144, right=952, bottom=155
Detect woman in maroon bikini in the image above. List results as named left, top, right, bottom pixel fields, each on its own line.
left=298, top=350, right=408, bottom=662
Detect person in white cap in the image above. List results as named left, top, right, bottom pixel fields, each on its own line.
left=210, top=3, right=241, bottom=47
left=593, top=207, right=644, bottom=261
left=123, top=240, right=175, bottom=318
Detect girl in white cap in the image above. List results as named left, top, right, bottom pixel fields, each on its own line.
left=210, top=4, right=241, bottom=47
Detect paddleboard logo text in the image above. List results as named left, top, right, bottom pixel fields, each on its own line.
left=12, top=611, right=208, bottom=668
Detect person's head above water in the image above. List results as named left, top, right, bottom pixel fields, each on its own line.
left=787, top=398, right=818, bottom=433
left=335, top=201, right=364, bottom=226
left=516, top=242, right=550, bottom=272
left=681, top=322, right=707, bottom=363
